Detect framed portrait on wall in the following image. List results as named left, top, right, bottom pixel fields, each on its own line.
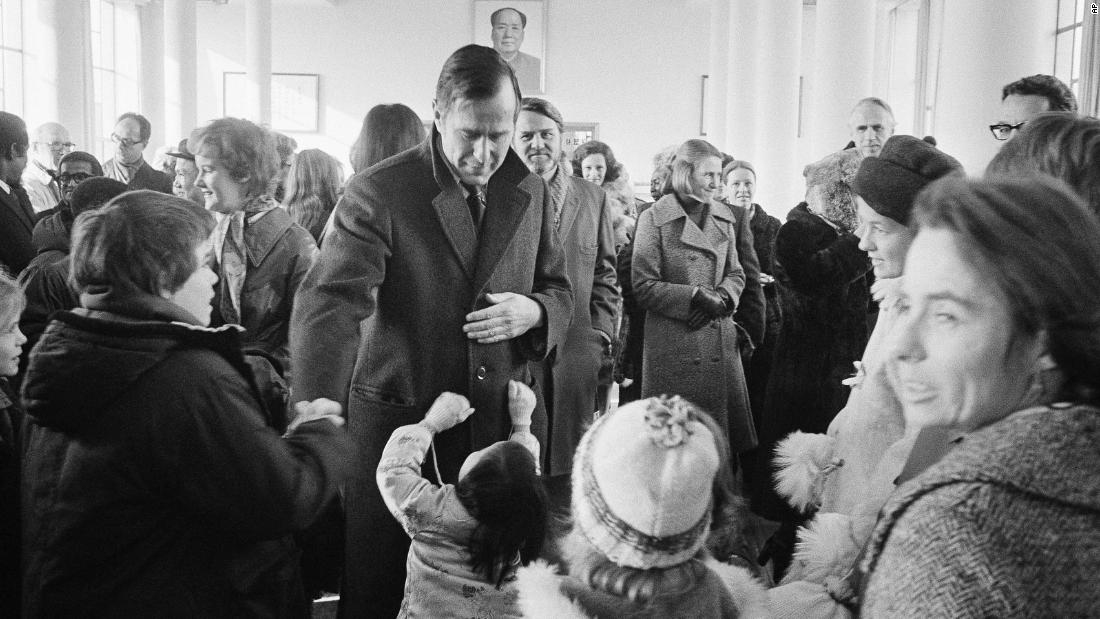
left=473, top=0, right=547, bottom=95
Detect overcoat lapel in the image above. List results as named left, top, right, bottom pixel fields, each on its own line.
left=0, top=188, right=33, bottom=234
left=472, top=181, right=530, bottom=294
left=431, top=188, right=478, bottom=280
left=557, top=177, right=581, bottom=237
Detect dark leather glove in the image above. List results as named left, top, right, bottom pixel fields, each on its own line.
left=717, top=288, right=736, bottom=316
left=687, top=308, right=710, bottom=330
left=692, top=287, right=727, bottom=318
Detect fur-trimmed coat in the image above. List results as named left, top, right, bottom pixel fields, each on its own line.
left=752, top=204, right=869, bottom=517
left=860, top=404, right=1100, bottom=617
left=515, top=558, right=769, bottom=619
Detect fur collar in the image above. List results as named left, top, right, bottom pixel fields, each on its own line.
left=515, top=559, right=771, bottom=618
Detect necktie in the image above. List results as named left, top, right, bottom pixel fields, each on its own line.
left=462, top=184, right=485, bottom=230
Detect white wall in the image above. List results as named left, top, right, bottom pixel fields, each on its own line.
left=195, top=0, right=709, bottom=185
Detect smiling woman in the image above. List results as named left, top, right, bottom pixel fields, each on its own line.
left=860, top=174, right=1100, bottom=616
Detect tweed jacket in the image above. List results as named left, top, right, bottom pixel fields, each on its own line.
left=860, top=404, right=1100, bottom=617
left=535, top=171, right=619, bottom=476
left=633, top=194, right=756, bottom=452
left=289, top=130, right=572, bottom=617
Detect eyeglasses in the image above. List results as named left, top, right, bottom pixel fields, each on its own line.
left=989, top=122, right=1025, bottom=141
left=37, top=141, right=76, bottom=151
left=58, top=172, right=93, bottom=185
left=110, top=133, right=144, bottom=149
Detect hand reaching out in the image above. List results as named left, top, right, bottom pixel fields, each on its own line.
left=421, top=392, right=475, bottom=434
left=508, top=380, right=536, bottom=427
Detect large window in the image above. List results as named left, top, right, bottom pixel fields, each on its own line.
left=883, top=0, right=943, bottom=137
left=0, top=0, right=24, bottom=116
left=1054, top=0, right=1087, bottom=100
left=91, top=0, right=140, bottom=163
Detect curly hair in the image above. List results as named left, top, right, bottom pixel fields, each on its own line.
left=1002, top=74, right=1077, bottom=112
left=188, top=118, right=279, bottom=198
left=571, top=140, right=621, bottom=185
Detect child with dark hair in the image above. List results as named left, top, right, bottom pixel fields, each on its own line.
left=377, top=380, right=547, bottom=618
left=0, top=271, right=26, bottom=617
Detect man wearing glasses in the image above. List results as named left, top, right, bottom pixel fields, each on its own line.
left=990, top=74, right=1078, bottom=142
left=22, top=122, right=74, bottom=213
left=103, top=112, right=172, bottom=194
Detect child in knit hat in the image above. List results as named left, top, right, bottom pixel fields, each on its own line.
left=376, top=380, right=547, bottom=618
left=515, top=395, right=768, bottom=618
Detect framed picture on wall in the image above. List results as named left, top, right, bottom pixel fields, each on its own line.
left=223, top=72, right=320, bottom=133
left=473, top=0, right=547, bottom=95
left=561, top=122, right=598, bottom=164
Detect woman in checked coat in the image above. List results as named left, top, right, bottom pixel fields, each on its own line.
left=632, top=139, right=757, bottom=458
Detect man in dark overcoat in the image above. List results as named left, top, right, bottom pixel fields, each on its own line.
left=289, top=45, right=573, bottom=618
left=513, top=97, right=618, bottom=507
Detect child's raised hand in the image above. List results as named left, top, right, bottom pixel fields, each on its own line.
left=508, top=380, right=536, bottom=427
left=421, top=392, right=474, bottom=434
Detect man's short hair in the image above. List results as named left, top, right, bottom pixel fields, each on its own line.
left=116, top=112, right=152, bottom=143
left=490, top=7, right=526, bottom=28
left=0, top=111, right=28, bottom=161
left=519, top=97, right=563, bottom=132
left=188, top=117, right=279, bottom=198
left=1001, top=74, right=1078, bottom=112
left=435, top=44, right=522, bottom=116
left=58, top=151, right=104, bottom=177
left=273, top=132, right=297, bottom=162
left=850, top=97, right=896, bottom=120
left=70, top=190, right=215, bottom=296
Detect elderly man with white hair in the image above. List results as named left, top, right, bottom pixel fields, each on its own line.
left=22, top=122, right=73, bottom=212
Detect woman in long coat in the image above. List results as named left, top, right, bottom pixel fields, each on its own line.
left=632, top=139, right=756, bottom=455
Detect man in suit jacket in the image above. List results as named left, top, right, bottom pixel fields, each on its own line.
left=0, top=111, right=34, bottom=276
left=102, top=112, right=172, bottom=194
left=290, top=45, right=573, bottom=618
left=513, top=97, right=618, bottom=504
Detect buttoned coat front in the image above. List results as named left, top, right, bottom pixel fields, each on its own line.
left=536, top=173, right=619, bottom=476
left=289, top=131, right=573, bottom=618
left=632, top=194, right=756, bottom=453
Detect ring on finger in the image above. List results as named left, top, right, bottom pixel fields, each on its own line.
left=489, top=328, right=495, bottom=337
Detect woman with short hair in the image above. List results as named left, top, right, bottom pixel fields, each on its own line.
left=631, top=139, right=757, bottom=464
left=859, top=175, right=1100, bottom=616
left=20, top=191, right=350, bottom=617
left=190, top=117, right=316, bottom=382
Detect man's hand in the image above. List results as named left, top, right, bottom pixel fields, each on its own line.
left=463, top=292, right=544, bottom=344
left=421, top=392, right=474, bottom=434
left=288, top=398, right=345, bottom=432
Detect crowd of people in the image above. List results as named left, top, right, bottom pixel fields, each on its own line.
left=0, top=40, right=1097, bottom=618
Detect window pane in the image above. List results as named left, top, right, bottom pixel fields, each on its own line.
left=4, top=49, right=22, bottom=116
left=1058, top=0, right=1078, bottom=27
left=2, top=0, right=21, bottom=50
left=1055, top=30, right=1075, bottom=79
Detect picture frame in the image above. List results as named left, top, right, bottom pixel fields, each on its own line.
left=223, top=72, right=320, bottom=133
left=561, top=122, right=598, bottom=162
left=473, top=0, right=547, bottom=95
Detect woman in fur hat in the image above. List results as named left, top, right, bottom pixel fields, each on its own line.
left=768, top=136, right=962, bottom=617
left=514, top=395, right=769, bottom=618
left=859, top=175, right=1100, bottom=616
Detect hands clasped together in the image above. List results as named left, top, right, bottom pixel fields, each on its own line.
left=688, top=287, right=735, bottom=330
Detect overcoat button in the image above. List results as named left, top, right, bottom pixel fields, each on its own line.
left=693, top=358, right=701, bottom=365
left=475, top=365, right=488, bottom=380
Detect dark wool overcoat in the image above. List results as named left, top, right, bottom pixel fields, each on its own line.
left=289, top=131, right=573, bottom=618
left=534, top=173, right=619, bottom=477
left=632, top=194, right=756, bottom=453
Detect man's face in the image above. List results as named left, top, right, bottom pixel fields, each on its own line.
left=994, top=94, right=1051, bottom=141
left=514, top=110, right=561, bottom=177
left=491, top=9, right=525, bottom=56
left=434, top=79, right=517, bottom=187
left=34, top=125, right=73, bottom=168
left=174, top=158, right=204, bottom=204
left=848, top=104, right=895, bottom=158
left=111, top=118, right=146, bottom=165
left=58, top=161, right=96, bottom=201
